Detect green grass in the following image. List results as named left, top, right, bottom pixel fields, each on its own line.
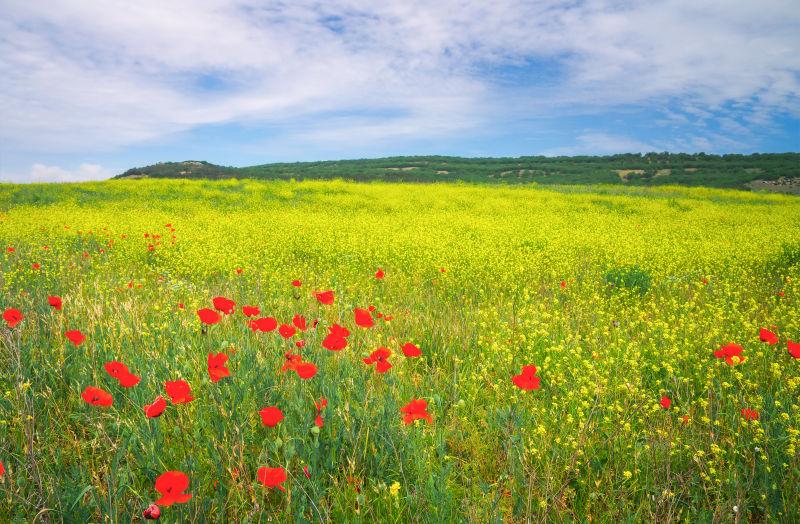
left=0, top=178, right=799, bottom=522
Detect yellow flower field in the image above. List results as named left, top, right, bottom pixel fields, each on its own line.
left=1, top=178, right=799, bottom=522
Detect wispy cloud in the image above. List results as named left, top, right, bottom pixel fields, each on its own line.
left=1, top=0, right=798, bottom=181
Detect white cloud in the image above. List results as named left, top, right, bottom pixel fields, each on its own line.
left=24, top=163, right=113, bottom=183
left=0, top=0, right=797, bottom=179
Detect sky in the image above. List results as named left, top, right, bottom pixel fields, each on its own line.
left=1, top=0, right=798, bottom=182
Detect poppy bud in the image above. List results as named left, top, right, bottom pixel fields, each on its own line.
left=143, top=504, right=161, bottom=520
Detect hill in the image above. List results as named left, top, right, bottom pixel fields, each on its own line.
left=114, top=153, right=800, bottom=192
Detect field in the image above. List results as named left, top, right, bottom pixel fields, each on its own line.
left=1, top=178, right=799, bottom=522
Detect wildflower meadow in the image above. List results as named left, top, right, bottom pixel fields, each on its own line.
left=1, top=178, right=799, bottom=522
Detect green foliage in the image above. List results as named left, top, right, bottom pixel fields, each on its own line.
left=112, top=153, right=800, bottom=192
left=603, top=265, right=652, bottom=295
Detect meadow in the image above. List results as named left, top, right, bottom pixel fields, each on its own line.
left=0, top=178, right=799, bottom=522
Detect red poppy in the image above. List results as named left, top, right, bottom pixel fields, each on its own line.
left=292, top=280, right=302, bottom=287
left=178, top=303, right=185, bottom=310
left=104, top=361, right=141, bottom=387
left=212, top=296, right=235, bottom=315
left=6, top=246, right=14, bottom=253
left=165, top=380, right=194, bottom=404
left=257, top=466, right=287, bottom=491
left=314, top=290, right=334, bottom=305
left=713, top=343, right=747, bottom=366
left=65, top=329, right=86, bottom=346
left=249, top=317, right=277, bottom=332
left=197, top=308, right=221, bottom=325
left=400, top=398, right=432, bottom=425
left=207, top=353, right=230, bottom=383
left=560, top=280, right=566, bottom=289
left=363, top=347, right=392, bottom=373
left=143, top=504, right=161, bottom=520
left=278, top=323, right=296, bottom=339
left=314, top=397, right=327, bottom=427
left=2, top=308, right=23, bottom=328
left=235, top=268, right=243, bottom=275
left=292, top=314, right=307, bottom=331
left=295, top=339, right=306, bottom=348
left=322, top=324, right=350, bottom=351
left=295, top=362, right=318, bottom=379
left=401, top=342, right=422, bottom=358
left=354, top=308, right=374, bottom=328
left=788, top=340, right=800, bottom=359
left=512, top=365, right=541, bottom=390
left=741, top=408, right=760, bottom=421
left=242, top=305, right=260, bottom=317
left=48, top=295, right=63, bottom=310
left=144, top=395, right=167, bottom=418
left=660, top=396, right=671, bottom=410
left=303, top=465, right=311, bottom=479
left=281, top=352, right=303, bottom=373
left=375, top=268, right=385, bottom=279
left=259, top=406, right=284, bottom=427
left=32, top=262, right=41, bottom=270
left=81, top=386, right=113, bottom=407
left=0, top=461, right=4, bottom=477
left=154, top=471, right=192, bottom=506
left=759, top=328, right=778, bottom=345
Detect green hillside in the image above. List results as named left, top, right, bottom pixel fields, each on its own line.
left=114, top=153, right=800, bottom=192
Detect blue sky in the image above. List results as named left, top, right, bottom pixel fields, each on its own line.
left=1, top=0, right=798, bottom=182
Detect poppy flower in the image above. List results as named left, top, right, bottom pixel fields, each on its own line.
left=713, top=343, right=747, bottom=366
left=281, top=352, right=303, bottom=373
left=363, top=347, right=392, bottom=373
left=144, top=395, right=167, bottom=418
left=0, top=461, right=4, bottom=477
left=322, top=324, right=350, bottom=351
left=295, top=339, right=306, bottom=348
left=197, top=308, right=221, bottom=325
left=259, top=406, right=284, bottom=427
left=354, top=308, right=374, bottom=328
left=314, top=397, right=328, bottom=427
left=81, top=386, right=113, bottom=407
left=314, top=290, right=334, bottom=305
left=759, top=328, right=778, bottom=345
left=401, top=342, right=422, bottom=358
left=788, top=340, right=800, bottom=359
left=2, top=308, right=23, bottom=328
left=143, top=504, right=161, bottom=520
left=32, top=262, right=41, bottom=270
left=48, top=295, right=63, bottom=310
left=235, top=268, right=243, bottom=275
left=212, top=296, right=235, bottom=315
left=292, top=314, right=307, bottom=331
left=295, top=362, right=318, bottom=380
left=660, top=396, right=671, bottom=410
left=400, top=398, right=432, bottom=425
left=242, top=305, right=260, bottom=317
left=292, top=280, right=302, bottom=287
left=165, top=380, right=194, bottom=404
left=65, top=330, right=86, bottom=346
left=154, top=471, right=192, bottom=506
left=207, top=353, right=230, bottom=383
left=741, top=408, right=760, bottom=421
left=249, top=317, right=277, bottom=332
left=303, top=465, right=311, bottom=479
left=512, top=365, right=541, bottom=391
left=6, top=247, right=14, bottom=253
left=278, top=324, right=296, bottom=339
left=104, top=361, right=141, bottom=387
left=257, top=466, right=287, bottom=491
left=560, top=280, right=566, bottom=289
left=375, top=268, right=385, bottom=279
